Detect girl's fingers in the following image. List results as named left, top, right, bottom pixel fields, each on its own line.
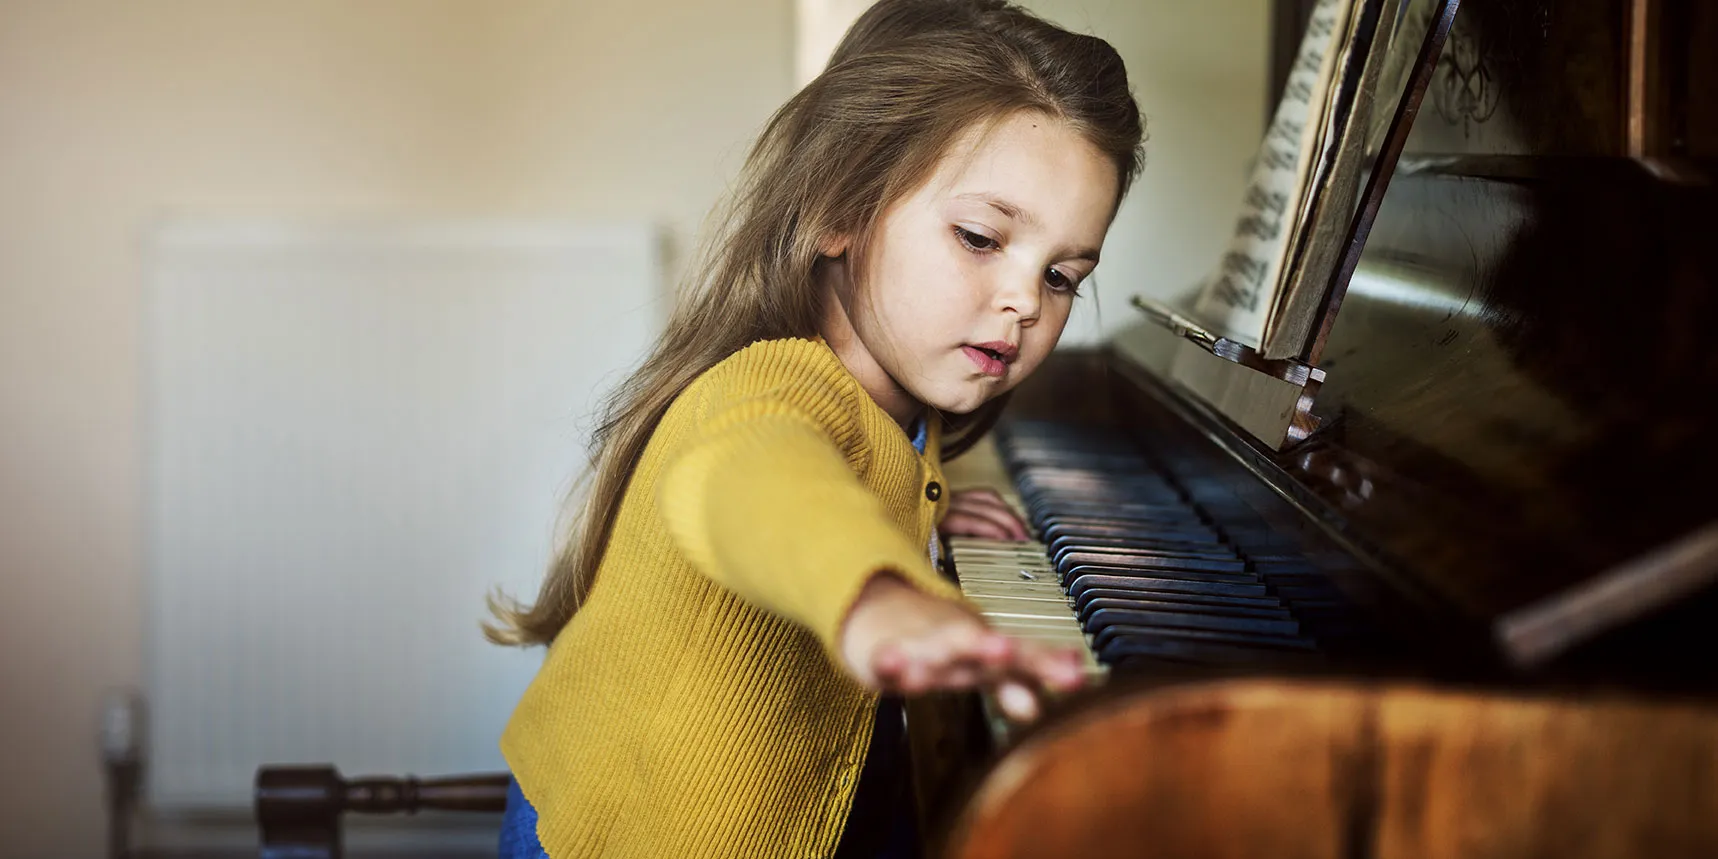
left=1020, top=644, right=1086, bottom=693
left=935, top=663, right=981, bottom=688
left=956, top=488, right=1010, bottom=508
left=898, top=654, right=931, bottom=694
left=949, top=631, right=1017, bottom=688
left=889, top=637, right=1063, bottom=723
left=948, top=491, right=1029, bottom=540
left=933, top=624, right=1010, bottom=669
left=957, top=503, right=1028, bottom=541
left=882, top=627, right=1005, bottom=691
left=887, top=624, right=971, bottom=690
left=873, top=625, right=1085, bottom=706
left=942, top=505, right=1024, bottom=540
left=969, top=629, right=1014, bottom=661
left=871, top=643, right=908, bottom=688
left=939, top=510, right=1013, bottom=540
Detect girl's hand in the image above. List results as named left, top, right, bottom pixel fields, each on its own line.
left=838, top=573, right=1085, bottom=723
left=939, top=487, right=1029, bottom=541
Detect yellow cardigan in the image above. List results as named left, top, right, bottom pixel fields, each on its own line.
left=500, top=336, right=966, bottom=858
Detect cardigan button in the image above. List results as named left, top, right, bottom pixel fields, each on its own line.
left=925, top=481, right=942, bottom=502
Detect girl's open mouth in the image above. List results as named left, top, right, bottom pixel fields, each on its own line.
left=962, top=345, right=1009, bottom=377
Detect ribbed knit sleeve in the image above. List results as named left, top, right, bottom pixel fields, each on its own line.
left=656, top=341, right=964, bottom=660
left=501, top=338, right=982, bottom=858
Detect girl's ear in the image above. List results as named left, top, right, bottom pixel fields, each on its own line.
left=817, top=232, right=851, bottom=259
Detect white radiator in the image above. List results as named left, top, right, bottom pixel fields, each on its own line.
left=142, top=220, right=660, bottom=808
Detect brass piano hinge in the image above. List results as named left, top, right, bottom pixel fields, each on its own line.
left=1130, top=295, right=1327, bottom=448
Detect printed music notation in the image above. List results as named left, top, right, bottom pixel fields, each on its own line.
left=1182, top=0, right=1437, bottom=359
left=1192, top=0, right=1353, bottom=346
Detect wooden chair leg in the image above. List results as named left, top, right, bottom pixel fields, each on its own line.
left=255, top=765, right=509, bottom=859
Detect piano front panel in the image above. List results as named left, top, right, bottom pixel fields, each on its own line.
left=1293, top=0, right=1718, bottom=623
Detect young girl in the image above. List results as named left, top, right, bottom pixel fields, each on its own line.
left=487, top=1, right=1144, bottom=856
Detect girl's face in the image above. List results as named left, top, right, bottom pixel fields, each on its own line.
left=828, top=111, right=1121, bottom=422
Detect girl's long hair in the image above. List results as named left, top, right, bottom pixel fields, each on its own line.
left=486, top=0, right=1145, bottom=646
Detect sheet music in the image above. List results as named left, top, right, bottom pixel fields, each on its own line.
left=1191, top=0, right=1354, bottom=346
left=1261, top=0, right=1397, bottom=358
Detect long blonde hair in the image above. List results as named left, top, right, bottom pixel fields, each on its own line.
left=486, top=0, right=1145, bottom=646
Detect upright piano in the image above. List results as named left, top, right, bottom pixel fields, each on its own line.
left=914, top=1, right=1718, bottom=854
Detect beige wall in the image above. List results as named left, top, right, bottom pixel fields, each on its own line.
left=0, top=2, right=793, bottom=853
left=0, top=1, right=1259, bottom=852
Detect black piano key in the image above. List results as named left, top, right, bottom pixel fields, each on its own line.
left=1021, top=495, right=1184, bottom=510
left=1024, top=499, right=1186, bottom=514
left=1013, top=449, right=1144, bottom=463
left=1035, top=511, right=1210, bottom=528
left=1040, top=518, right=1212, bottom=539
left=1071, top=586, right=1281, bottom=613
left=1018, top=479, right=1176, bottom=492
left=1043, top=527, right=1222, bottom=550
left=1025, top=490, right=1151, bottom=503
left=1050, top=542, right=1239, bottom=567
left=1086, top=607, right=1301, bottom=638
left=1033, top=511, right=1207, bottom=530
left=1064, top=574, right=1270, bottom=599
left=1077, top=596, right=1292, bottom=625
left=1064, top=564, right=1262, bottom=586
left=1017, top=480, right=1176, bottom=495
left=1091, top=623, right=1318, bottom=653
left=1046, top=531, right=1232, bottom=551
left=1035, top=500, right=1177, bottom=515
left=1098, top=635, right=1324, bottom=668
left=1041, top=529, right=1219, bottom=547
left=1018, top=486, right=1181, bottom=504
left=1049, top=534, right=1232, bottom=551
left=1034, top=514, right=1206, bottom=533
left=1040, top=521, right=1216, bottom=538
left=1041, top=521, right=1225, bottom=539
left=1037, top=519, right=1216, bottom=535
left=1056, top=551, right=1248, bottom=575
left=1018, top=469, right=1167, bottom=481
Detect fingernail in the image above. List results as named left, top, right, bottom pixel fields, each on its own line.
left=998, top=683, right=1038, bottom=722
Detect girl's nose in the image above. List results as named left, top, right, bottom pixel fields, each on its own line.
left=992, top=267, right=1042, bottom=323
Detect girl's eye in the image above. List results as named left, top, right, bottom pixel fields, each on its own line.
left=1046, top=268, right=1081, bottom=295
left=954, top=224, right=1082, bottom=295
left=953, top=226, right=999, bottom=252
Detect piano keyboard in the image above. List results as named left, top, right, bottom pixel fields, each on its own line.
left=948, top=421, right=1369, bottom=676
